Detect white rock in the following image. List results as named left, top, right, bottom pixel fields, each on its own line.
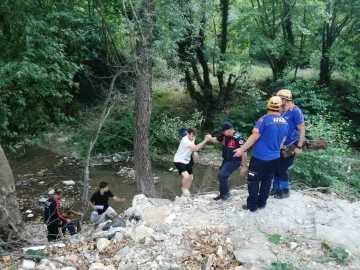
left=35, top=265, right=46, bottom=270
left=133, top=225, right=154, bottom=242
left=25, top=210, right=32, bottom=213
left=164, top=213, right=177, bottom=224
left=40, top=259, right=50, bottom=265
left=113, top=255, right=121, bottom=262
left=194, top=198, right=211, bottom=204
left=53, top=256, right=64, bottom=263
left=104, top=158, right=112, bottom=163
left=116, top=245, right=130, bottom=258
left=48, top=261, right=57, bottom=270
left=62, top=180, right=75, bottom=186
left=169, top=226, right=183, bottom=236
left=169, top=168, right=174, bottom=171
left=22, top=260, right=36, bottom=269
left=60, top=267, right=77, bottom=270
left=27, top=214, right=34, bottom=218
left=216, top=246, right=224, bottom=259
left=289, top=242, right=298, bottom=250
left=96, top=238, right=110, bottom=251
left=151, top=233, right=168, bottom=241
left=115, top=232, right=124, bottom=242
left=89, top=263, right=106, bottom=270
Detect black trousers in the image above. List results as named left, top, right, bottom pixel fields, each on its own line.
left=246, top=156, right=280, bottom=211
left=47, top=220, right=76, bottom=242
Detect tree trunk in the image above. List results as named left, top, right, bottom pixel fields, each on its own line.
left=319, top=51, right=331, bottom=86
left=319, top=21, right=331, bottom=86
left=0, top=144, right=24, bottom=243
left=80, top=72, right=120, bottom=222
left=133, top=0, right=156, bottom=197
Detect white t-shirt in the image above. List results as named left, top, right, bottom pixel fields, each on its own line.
left=174, top=136, right=194, bottom=164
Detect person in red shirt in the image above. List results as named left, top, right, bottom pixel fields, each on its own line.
left=44, top=189, right=76, bottom=241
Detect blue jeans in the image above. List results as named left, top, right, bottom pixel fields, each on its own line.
left=218, top=160, right=241, bottom=195
left=247, top=156, right=280, bottom=211
left=273, top=155, right=295, bottom=190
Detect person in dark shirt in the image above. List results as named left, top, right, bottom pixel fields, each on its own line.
left=44, top=189, right=76, bottom=241
left=89, top=181, right=126, bottom=224
left=207, top=122, right=248, bottom=201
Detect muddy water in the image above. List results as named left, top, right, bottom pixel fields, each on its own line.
left=8, top=146, right=246, bottom=223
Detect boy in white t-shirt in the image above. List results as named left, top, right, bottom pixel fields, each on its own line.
left=174, top=127, right=211, bottom=197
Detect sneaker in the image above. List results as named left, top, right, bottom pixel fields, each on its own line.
left=213, top=193, right=230, bottom=201
left=221, top=193, right=230, bottom=201
left=213, top=195, right=222, bottom=201
left=270, top=188, right=277, bottom=196
left=242, top=204, right=257, bottom=212
left=274, top=189, right=290, bottom=199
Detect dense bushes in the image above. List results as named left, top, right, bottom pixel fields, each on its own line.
left=69, top=90, right=204, bottom=157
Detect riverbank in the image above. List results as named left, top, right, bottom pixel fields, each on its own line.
left=6, top=189, right=360, bottom=270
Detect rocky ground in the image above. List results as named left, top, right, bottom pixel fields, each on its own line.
left=3, top=188, right=360, bottom=270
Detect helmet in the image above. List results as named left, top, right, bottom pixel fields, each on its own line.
left=267, top=96, right=282, bottom=111
left=276, top=89, right=292, bottom=101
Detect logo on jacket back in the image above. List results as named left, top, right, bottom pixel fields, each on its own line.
left=273, top=118, right=286, bottom=123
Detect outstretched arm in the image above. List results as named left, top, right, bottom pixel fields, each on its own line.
left=233, top=133, right=260, bottom=157
left=188, top=135, right=211, bottom=151
left=113, top=196, right=126, bottom=202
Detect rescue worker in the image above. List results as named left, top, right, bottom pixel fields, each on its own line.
left=271, top=89, right=305, bottom=199
left=207, top=122, right=248, bottom=201
left=233, top=97, right=288, bottom=212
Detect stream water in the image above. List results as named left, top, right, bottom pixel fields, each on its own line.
left=7, top=146, right=246, bottom=223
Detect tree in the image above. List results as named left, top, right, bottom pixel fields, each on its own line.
left=126, top=0, right=157, bottom=197
left=81, top=71, right=122, bottom=217
left=245, top=0, right=297, bottom=81
left=176, top=0, right=240, bottom=130
left=318, top=0, right=360, bottom=86
left=0, top=0, right=103, bottom=139
left=0, top=144, right=24, bottom=244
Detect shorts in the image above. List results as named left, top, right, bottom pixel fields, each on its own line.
left=174, top=162, right=193, bottom=175
left=95, top=206, right=116, bottom=224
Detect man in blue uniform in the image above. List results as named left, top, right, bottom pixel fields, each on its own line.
left=207, top=122, right=248, bottom=201
left=233, top=97, right=288, bottom=212
left=271, top=89, right=305, bottom=199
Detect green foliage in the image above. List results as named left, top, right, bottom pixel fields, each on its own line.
left=70, top=95, right=204, bottom=157
left=321, top=240, right=333, bottom=252
left=320, top=240, right=350, bottom=265
left=269, top=262, right=299, bottom=270
left=215, top=85, right=265, bottom=135
left=333, top=247, right=350, bottom=265
left=0, top=1, right=106, bottom=140
left=268, top=234, right=281, bottom=244
left=26, top=249, right=46, bottom=262
left=290, top=112, right=360, bottom=197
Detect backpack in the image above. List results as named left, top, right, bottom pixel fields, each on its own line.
left=178, top=128, right=188, bottom=138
